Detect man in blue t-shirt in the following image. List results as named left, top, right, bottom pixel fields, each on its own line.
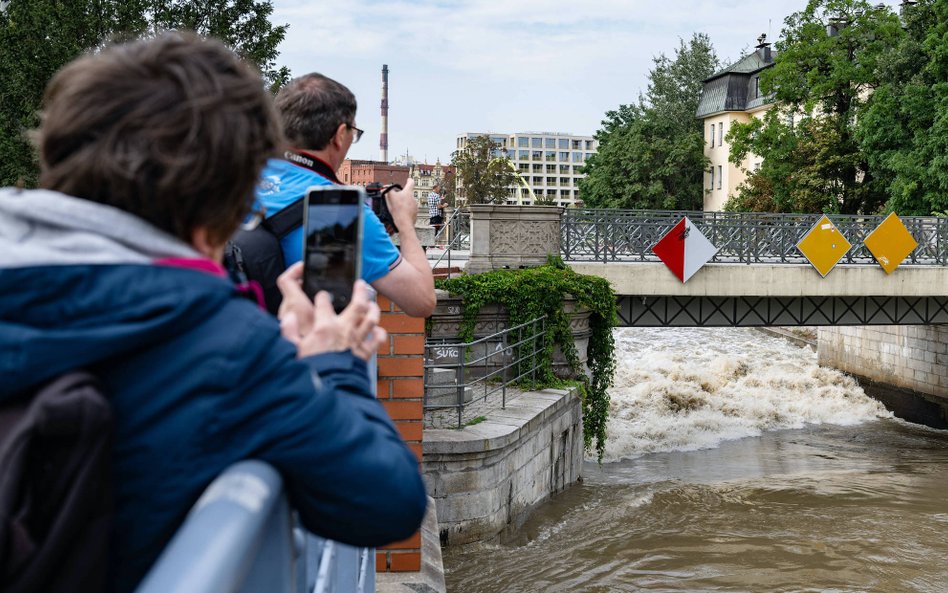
left=255, top=73, right=435, bottom=318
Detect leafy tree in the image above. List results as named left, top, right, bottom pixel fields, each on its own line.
left=727, top=0, right=903, bottom=214
left=451, top=135, right=519, bottom=205
left=0, top=0, right=288, bottom=187
left=146, top=0, right=290, bottom=92
left=579, top=34, right=718, bottom=210
left=440, top=169, right=457, bottom=207
left=855, top=0, right=948, bottom=215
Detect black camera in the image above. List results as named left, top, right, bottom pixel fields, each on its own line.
left=365, top=182, right=402, bottom=234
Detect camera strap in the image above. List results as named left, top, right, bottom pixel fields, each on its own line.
left=283, top=150, right=341, bottom=184
left=262, top=150, right=342, bottom=239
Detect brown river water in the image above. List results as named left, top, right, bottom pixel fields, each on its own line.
left=443, top=328, right=948, bottom=593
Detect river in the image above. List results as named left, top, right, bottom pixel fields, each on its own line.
left=443, top=327, right=948, bottom=593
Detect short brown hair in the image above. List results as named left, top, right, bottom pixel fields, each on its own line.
left=37, top=32, right=283, bottom=246
left=275, top=73, right=356, bottom=151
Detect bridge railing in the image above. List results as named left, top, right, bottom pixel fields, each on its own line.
left=134, top=460, right=374, bottom=593
left=561, top=209, right=947, bottom=265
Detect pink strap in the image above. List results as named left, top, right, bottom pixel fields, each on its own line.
left=154, top=257, right=267, bottom=310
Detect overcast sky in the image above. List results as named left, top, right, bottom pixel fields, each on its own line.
left=270, top=0, right=901, bottom=164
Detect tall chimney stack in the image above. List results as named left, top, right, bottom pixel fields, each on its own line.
left=380, top=65, right=389, bottom=163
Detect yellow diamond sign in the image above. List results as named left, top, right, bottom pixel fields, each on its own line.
left=863, top=212, right=918, bottom=274
left=797, top=215, right=851, bottom=277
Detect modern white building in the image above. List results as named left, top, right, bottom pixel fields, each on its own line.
left=455, top=132, right=597, bottom=207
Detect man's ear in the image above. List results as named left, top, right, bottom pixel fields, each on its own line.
left=331, top=122, right=348, bottom=149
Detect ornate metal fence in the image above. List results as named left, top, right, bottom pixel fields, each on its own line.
left=561, top=209, right=948, bottom=265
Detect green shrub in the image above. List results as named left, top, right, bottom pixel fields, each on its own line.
left=436, top=256, right=617, bottom=460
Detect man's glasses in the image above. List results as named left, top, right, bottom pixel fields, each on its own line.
left=347, top=123, right=364, bottom=143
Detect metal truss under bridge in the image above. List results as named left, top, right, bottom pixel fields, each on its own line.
left=617, top=295, right=948, bottom=327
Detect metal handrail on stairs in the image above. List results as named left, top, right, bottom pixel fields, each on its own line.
left=431, top=209, right=470, bottom=279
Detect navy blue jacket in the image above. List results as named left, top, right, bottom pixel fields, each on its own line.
left=0, top=262, right=426, bottom=592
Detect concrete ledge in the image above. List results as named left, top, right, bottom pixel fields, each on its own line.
left=569, top=261, right=948, bottom=298
left=424, top=388, right=571, bottom=455
left=423, top=388, right=583, bottom=546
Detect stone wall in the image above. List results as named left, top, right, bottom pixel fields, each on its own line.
left=427, top=290, right=592, bottom=379
left=423, top=388, right=583, bottom=546
left=467, top=204, right=563, bottom=274
left=818, top=325, right=948, bottom=425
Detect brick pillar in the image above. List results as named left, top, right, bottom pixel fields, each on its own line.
left=375, top=295, right=425, bottom=573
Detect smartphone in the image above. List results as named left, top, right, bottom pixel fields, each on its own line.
left=302, top=185, right=364, bottom=313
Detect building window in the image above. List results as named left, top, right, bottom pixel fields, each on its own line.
left=559, top=138, right=569, bottom=149
left=545, top=137, right=556, bottom=148
left=519, top=150, right=530, bottom=160
left=709, top=167, right=714, bottom=190
left=572, top=139, right=582, bottom=149
left=546, top=165, right=556, bottom=173
left=710, top=124, right=715, bottom=147
left=559, top=151, right=569, bottom=161
left=585, top=140, right=594, bottom=150
left=718, top=123, right=723, bottom=147
left=755, top=76, right=760, bottom=98
left=717, top=165, right=722, bottom=189
left=572, top=152, right=583, bottom=162
left=532, top=137, right=542, bottom=148
left=517, top=137, right=529, bottom=148
left=532, top=151, right=542, bottom=160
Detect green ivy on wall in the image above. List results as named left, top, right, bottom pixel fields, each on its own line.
left=435, top=257, right=618, bottom=461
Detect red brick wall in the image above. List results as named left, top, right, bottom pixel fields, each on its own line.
left=339, top=159, right=409, bottom=188
left=375, top=295, right=425, bottom=572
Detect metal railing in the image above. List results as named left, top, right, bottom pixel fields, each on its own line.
left=430, top=208, right=471, bottom=279
left=561, top=208, right=948, bottom=265
left=424, top=316, right=545, bottom=428
left=135, top=460, right=374, bottom=593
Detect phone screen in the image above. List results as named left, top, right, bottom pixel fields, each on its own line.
left=302, top=186, right=364, bottom=312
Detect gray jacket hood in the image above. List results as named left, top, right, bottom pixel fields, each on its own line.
left=0, top=188, right=199, bottom=267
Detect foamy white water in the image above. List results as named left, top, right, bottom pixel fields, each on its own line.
left=599, top=327, right=892, bottom=462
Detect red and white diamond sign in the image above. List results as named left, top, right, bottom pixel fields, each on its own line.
left=652, top=216, right=719, bottom=283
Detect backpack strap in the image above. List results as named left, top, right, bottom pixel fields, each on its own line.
left=262, top=197, right=304, bottom=239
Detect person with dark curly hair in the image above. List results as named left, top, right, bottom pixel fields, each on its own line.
left=0, top=32, right=426, bottom=593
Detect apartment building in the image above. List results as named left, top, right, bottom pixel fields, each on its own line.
left=455, top=131, right=597, bottom=207
left=408, top=160, right=456, bottom=203
left=695, top=36, right=775, bottom=211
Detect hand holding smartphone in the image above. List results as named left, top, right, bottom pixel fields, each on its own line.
left=302, top=185, right=364, bottom=313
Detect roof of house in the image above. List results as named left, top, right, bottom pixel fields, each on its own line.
left=696, top=47, right=776, bottom=119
